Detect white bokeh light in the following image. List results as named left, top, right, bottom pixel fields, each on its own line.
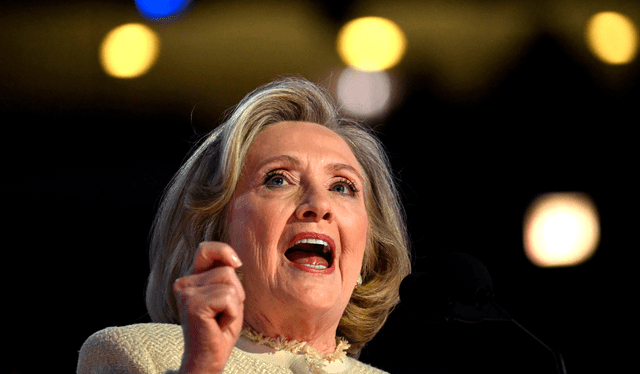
left=524, top=193, right=600, bottom=267
left=337, top=67, right=392, bottom=119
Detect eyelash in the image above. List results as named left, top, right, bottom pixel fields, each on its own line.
left=264, top=170, right=288, bottom=186
left=335, top=177, right=359, bottom=194
left=263, top=170, right=359, bottom=195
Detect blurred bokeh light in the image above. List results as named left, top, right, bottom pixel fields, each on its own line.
left=350, top=1, right=533, bottom=101
left=3, top=2, right=639, bottom=374
left=524, top=193, right=601, bottom=267
left=336, top=67, right=393, bottom=118
left=99, top=23, right=160, bottom=79
left=135, top=0, right=191, bottom=21
left=586, top=11, right=638, bottom=65
left=337, top=16, right=407, bottom=71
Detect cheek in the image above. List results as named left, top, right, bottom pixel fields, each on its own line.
left=226, top=196, right=262, bottom=259
left=341, top=209, right=369, bottom=269
left=227, top=195, right=286, bottom=271
left=352, top=205, right=370, bottom=250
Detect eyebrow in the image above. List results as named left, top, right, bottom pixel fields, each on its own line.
left=256, top=155, right=301, bottom=170
left=256, top=155, right=365, bottom=184
left=327, top=163, right=365, bottom=185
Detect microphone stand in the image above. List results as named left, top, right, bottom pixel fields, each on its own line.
left=510, top=317, right=567, bottom=374
left=401, top=254, right=568, bottom=374
left=447, top=296, right=567, bottom=374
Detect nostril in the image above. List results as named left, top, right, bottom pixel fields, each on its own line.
left=301, top=210, right=331, bottom=220
left=296, top=200, right=332, bottom=221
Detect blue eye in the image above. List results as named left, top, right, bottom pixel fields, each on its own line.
left=264, top=170, right=289, bottom=187
left=332, top=178, right=358, bottom=195
left=269, top=176, right=286, bottom=186
left=332, top=184, right=348, bottom=194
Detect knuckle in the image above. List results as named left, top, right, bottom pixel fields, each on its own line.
left=195, top=242, right=212, bottom=259
left=236, top=287, right=245, bottom=302
left=173, top=277, right=185, bottom=292
left=220, top=266, right=236, bottom=278
left=182, top=285, right=198, bottom=298
left=184, top=294, right=199, bottom=310
left=222, top=285, right=238, bottom=301
left=173, top=280, right=197, bottom=304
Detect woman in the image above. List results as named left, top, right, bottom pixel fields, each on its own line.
left=78, top=77, right=411, bottom=374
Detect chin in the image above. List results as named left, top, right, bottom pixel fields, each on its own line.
left=287, top=281, right=342, bottom=312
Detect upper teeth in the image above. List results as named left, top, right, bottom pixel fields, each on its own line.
left=295, top=238, right=330, bottom=253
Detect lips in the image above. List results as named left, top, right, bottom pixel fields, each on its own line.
left=285, top=233, right=335, bottom=272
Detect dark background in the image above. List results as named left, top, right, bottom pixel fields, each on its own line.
left=4, top=1, right=637, bottom=373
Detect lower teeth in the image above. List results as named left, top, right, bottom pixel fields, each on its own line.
left=303, top=264, right=327, bottom=269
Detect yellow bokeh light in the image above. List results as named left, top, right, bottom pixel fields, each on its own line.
left=585, top=11, right=638, bottom=65
left=100, top=23, right=160, bottom=79
left=524, top=193, right=600, bottom=267
left=337, top=16, right=407, bottom=71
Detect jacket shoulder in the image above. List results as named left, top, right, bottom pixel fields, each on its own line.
left=77, top=323, right=184, bottom=374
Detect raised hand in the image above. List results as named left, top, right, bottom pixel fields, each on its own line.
left=173, top=242, right=245, bottom=374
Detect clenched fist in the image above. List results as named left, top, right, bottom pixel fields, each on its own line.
left=173, top=242, right=245, bottom=374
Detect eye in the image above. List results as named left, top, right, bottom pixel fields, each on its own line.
left=332, top=178, right=358, bottom=195
left=264, top=170, right=290, bottom=187
left=332, top=184, right=347, bottom=194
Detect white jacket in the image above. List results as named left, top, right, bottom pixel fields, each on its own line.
left=77, top=323, right=388, bottom=374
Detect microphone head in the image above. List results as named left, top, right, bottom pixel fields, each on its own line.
left=440, top=252, right=494, bottom=305
left=399, top=270, right=451, bottom=322
left=400, top=252, right=495, bottom=322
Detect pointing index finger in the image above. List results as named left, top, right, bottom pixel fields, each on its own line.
left=192, top=242, right=243, bottom=275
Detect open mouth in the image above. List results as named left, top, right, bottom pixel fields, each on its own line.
left=285, top=238, right=334, bottom=270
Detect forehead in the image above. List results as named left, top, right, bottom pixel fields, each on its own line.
left=246, top=121, right=363, bottom=174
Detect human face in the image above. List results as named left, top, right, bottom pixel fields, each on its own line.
left=226, top=121, right=369, bottom=332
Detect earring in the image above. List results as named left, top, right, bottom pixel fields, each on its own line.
left=356, top=274, right=363, bottom=288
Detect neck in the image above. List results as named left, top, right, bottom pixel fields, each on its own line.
left=243, top=313, right=340, bottom=355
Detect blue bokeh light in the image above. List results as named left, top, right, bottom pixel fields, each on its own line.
left=135, top=0, right=191, bottom=20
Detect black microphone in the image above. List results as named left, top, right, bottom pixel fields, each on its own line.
left=400, top=252, right=502, bottom=323
left=400, top=252, right=567, bottom=374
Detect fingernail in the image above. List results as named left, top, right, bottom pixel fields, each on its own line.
left=232, top=255, right=243, bottom=267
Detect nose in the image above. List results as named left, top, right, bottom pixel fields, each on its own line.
left=295, top=185, right=333, bottom=222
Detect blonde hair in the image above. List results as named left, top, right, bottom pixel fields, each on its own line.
left=146, top=76, right=411, bottom=355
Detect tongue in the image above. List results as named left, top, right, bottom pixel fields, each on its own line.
left=286, top=250, right=329, bottom=267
